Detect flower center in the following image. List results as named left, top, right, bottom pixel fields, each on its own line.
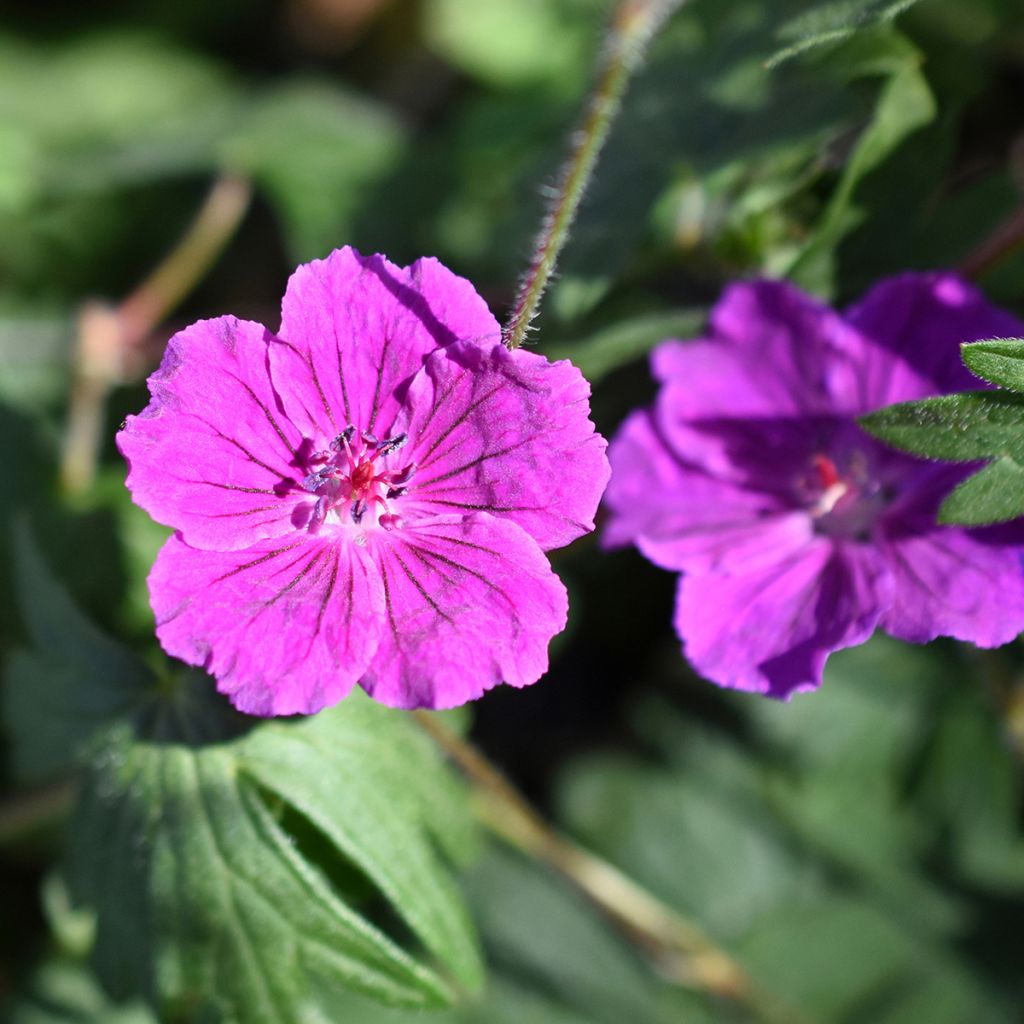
left=799, top=449, right=887, bottom=540
left=299, top=426, right=416, bottom=534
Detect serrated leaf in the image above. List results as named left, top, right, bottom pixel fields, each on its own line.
left=860, top=390, right=1024, bottom=462
left=962, top=338, right=1024, bottom=391
left=765, top=0, right=927, bottom=69
left=938, top=456, right=1024, bottom=525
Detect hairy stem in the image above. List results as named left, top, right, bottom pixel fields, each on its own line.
left=501, top=0, right=683, bottom=350
left=414, top=711, right=807, bottom=1024
left=60, top=173, right=252, bottom=495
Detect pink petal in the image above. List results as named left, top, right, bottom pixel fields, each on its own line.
left=151, top=533, right=384, bottom=716
left=117, top=317, right=303, bottom=551
left=675, top=541, right=893, bottom=699
left=604, top=410, right=810, bottom=572
left=360, top=514, right=568, bottom=709
left=270, top=247, right=501, bottom=441
left=393, top=341, right=609, bottom=551
left=651, top=280, right=863, bottom=417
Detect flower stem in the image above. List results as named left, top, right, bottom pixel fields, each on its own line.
left=0, top=781, right=74, bottom=846
left=501, top=0, right=682, bottom=350
left=60, top=173, right=252, bottom=495
left=958, top=203, right=1024, bottom=281
left=414, top=711, right=807, bottom=1024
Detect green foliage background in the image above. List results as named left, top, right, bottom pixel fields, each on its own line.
left=1, top=1, right=1023, bottom=1022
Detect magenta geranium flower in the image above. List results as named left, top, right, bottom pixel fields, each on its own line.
left=118, top=247, right=609, bottom=715
left=605, top=273, right=1024, bottom=698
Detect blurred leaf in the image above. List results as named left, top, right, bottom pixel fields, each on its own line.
left=3, top=523, right=154, bottom=784
left=861, top=391, right=1024, bottom=461
left=544, top=309, right=706, bottom=383
left=0, top=314, right=72, bottom=410
left=222, top=81, right=407, bottom=261
left=422, top=0, right=600, bottom=89
left=7, top=958, right=155, bottom=1024
left=765, top=0, right=927, bottom=68
left=962, top=338, right=1024, bottom=391
left=938, top=457, right=1024, bottom=525
left=788, top=31, right=936, bottom=292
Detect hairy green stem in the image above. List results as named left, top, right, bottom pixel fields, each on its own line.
left=501, top=0, right=683, bottom=350
left=414, top=711, right=809, bottom=1024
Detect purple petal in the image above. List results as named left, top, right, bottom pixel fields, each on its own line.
left=879, top=522, right=1024, bottom=648
left=604, top=409, right=810, bottom=573
left=675, top=541, right=893, bottom=698
left=360, top=514, right=568, bottom=709
left=150, top=533, right=384, bottom=716
left=393, top=341, right=609, bottom=551
left=269, top=247, right=501, bottom=441
left=117, top=317, right=303, bottom=551
left=651, top=280, right=863, bottom=417
left=844, top=272, right=1024, bottom=408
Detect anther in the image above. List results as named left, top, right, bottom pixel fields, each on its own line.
left=377, top=433, right=408, bottom=456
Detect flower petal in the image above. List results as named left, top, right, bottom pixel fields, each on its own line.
left=675, top=541, right=893, bottom=698
left=844, top=272, right=1024, bottom=408
left=151, top=533, right=384, bottom=716
left=393, top=341, right=609, bottom=551
left=360, top=514, right=568, bottom=709
left=651, top=280, right=862, bottom=417
left=117, top=317, right=303, bottom=551
left=879, top=522, right=1024, bottom=648
left=604, top=409, right=810, bottom=573
left=270, top=247, right=501, bottom=441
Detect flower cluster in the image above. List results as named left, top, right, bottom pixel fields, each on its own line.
left=119, top=247, right=609, bottom=715
left=604, top=274, right=1024, bottom=698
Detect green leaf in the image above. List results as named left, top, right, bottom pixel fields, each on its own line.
left=788, top=34, right=936, bottom=291
left=222, top=82, right=406, bottom=261
left=544, top=309, right=706, bottom=383
left=938, top=456, right=1024, bottom=525
left=860, top=390, right=1024, bottom=462
left=3, top=523, right=154, bottom=783
left=962, top=337, right=1024, bottom=391
left=4, top=535, right=481, bottom=1016
left=8, top=958, right=156, bottom=1024
left=765, top=0, right=927, bottom=69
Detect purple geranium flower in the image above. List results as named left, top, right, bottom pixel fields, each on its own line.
left=119, top=247, right=609, bottom=715
left=605, top=273, right=1024, bottom=698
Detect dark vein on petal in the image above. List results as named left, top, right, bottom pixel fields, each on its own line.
left=312, top=548, right=341, bottom=647
left=368, top=333, right=391, bottom=434
left=213, top=542, right=303, bottom=583
left=263, top=547, right=329, bottom=610
left=199, top=480, right=278, bottom=495
left=407, top=544, right=517, bottom=611
left=226, top=370, right=296, bottom=456
left=417, top=383, right=505, bottom=468
left=416, top=439, right=531, bottom=487
left=201, top=505, right=281, bottom=518
left=392, top=549, right=454, bottom=623
left=214, top=430, right=286, bottom=478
